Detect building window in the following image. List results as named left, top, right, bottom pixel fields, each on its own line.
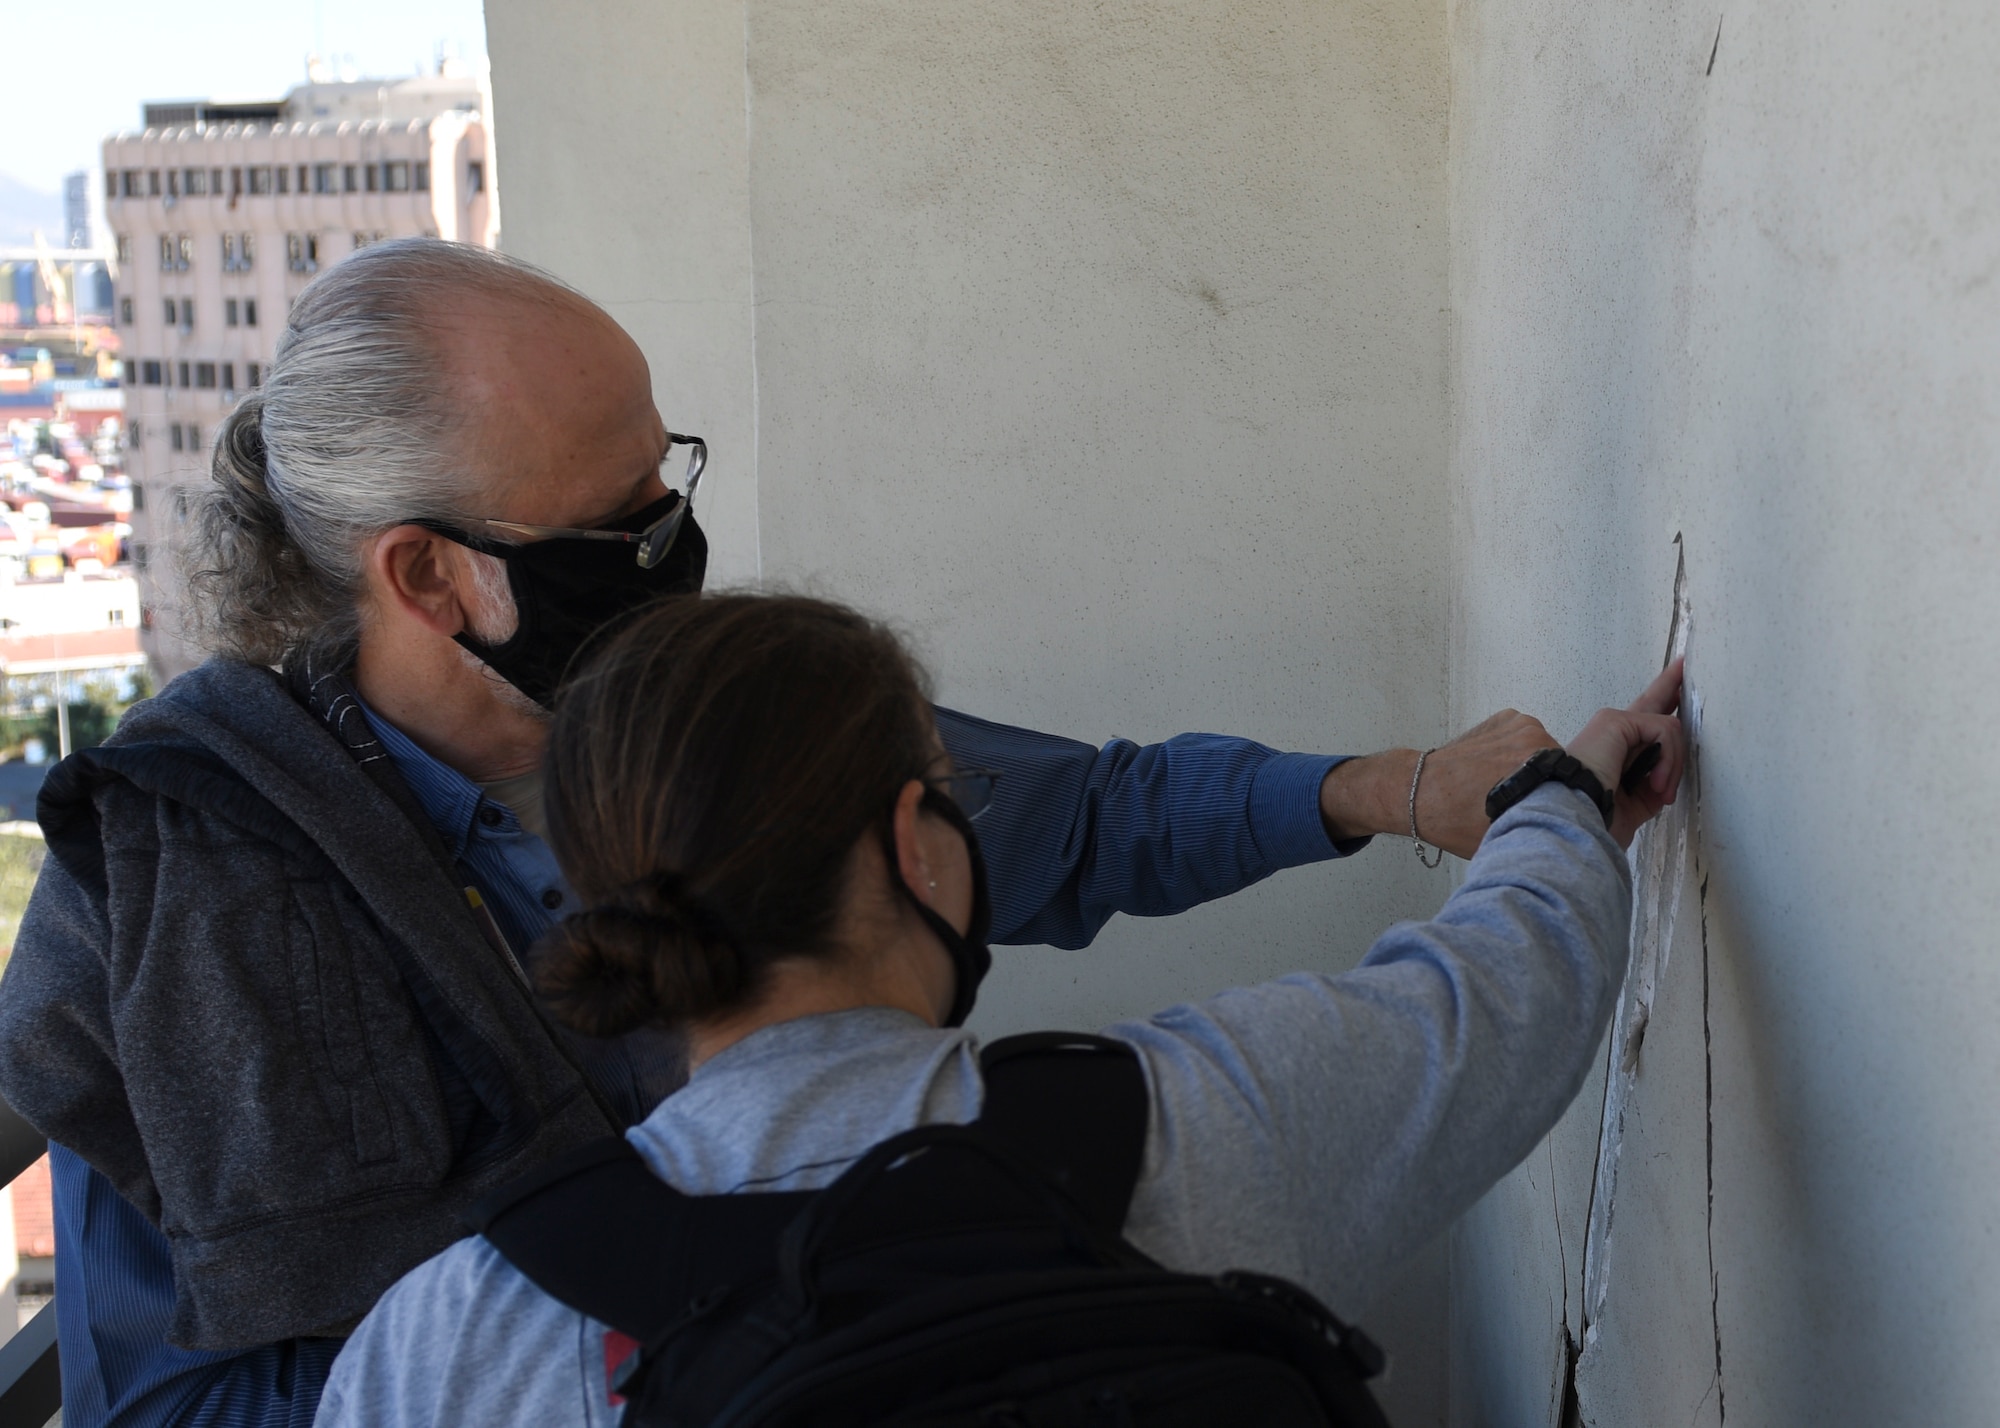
left=248, top=166, right=273, bottom=195
left=414, top=161, right=430, bottom=192
left=313, top=163, right=336, bottom=194
left=120, top=296, right=134, bottom=325
left=166, top=170, right=179, bottom=199
left=170, top=423, right=184, bottom=453
left=221, top=233, right=237, bottom=269
left=105, top=170, right=118, bottom=199
left=142, top=360, right=162, bottom=386
left=286, top=232, right=320, bottom=274
left=275, top=165, right=290, bottom=195
left=122, top=170, right=142, bottom=198
left=467, top=161, right=484, bottom=193
left=163, top=297, right=176, bottom=325
left=129, top=421, right=142, bottom=449
left=180, top=298, right=193, bottom=331
left=225, top=298, right=238, bottom=327
left=109, top=609, right=127, bottom=627
left=159, top=233, right=175, bottom=270
left=185, top=167, right=208, bottom=196
left=212, top=167, right=224, bottom=195
left=123, top=358, right=138, bottom=383
left=221, top=362, right=235, bottom=392
left=230, top=167, right=242, bottom=198
left=133, top=545, right=149, bottom=573
left=131, top=482, right=144, bottom=510
left=297, top=164, right=309, bottom=191
left=187, top=424, right=201, bottom=450
left=177, top=360, right=190, bottom=388
left=244, top=298, right=258, bottom=327
left=147, top=170, right=161, bottom=196
left=364, top=163, right=381, bottom=193
left=115, top=232, right=131, bottom=263
left=239, top=233, right=255, bottom=270
left=194, top=363, right=217, bottom=390
left=343, top=164, right=358, bottom=193
left=247, top=363, right=262, bottom=388
left=384, top=161, right=410, bottom=192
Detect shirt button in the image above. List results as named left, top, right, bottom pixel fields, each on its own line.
left=477, top=806, right=503, bottom=828
left=541, top=888, right=564, bottom=910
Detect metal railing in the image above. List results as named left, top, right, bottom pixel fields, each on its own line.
left=0, top=1098, right=57, bottom=1427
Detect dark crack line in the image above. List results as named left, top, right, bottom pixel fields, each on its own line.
left=1706, top=15, right=1723, bottom=76
left=1700, top=869, right=1726, bottom=1423
left=1551, top=1139, right=1570, bottom=1337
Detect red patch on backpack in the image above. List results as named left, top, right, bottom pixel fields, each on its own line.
left=605, top=1330, right=640, bottom=1405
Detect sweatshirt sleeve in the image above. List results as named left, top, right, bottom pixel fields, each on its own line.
left=934, top=706, right=1365, bottom=951
left=1110, top=783, right=1632, bottom=1313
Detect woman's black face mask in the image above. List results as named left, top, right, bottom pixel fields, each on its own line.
left=891, top=786, right=995, bottom=1029
left=426, top=492, right=709, bottom=710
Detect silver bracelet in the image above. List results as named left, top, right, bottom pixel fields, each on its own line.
left=1408, top=748, right=1443, bottom=868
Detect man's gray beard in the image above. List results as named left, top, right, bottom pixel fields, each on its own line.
left=457, top=550, right=548, bottom=722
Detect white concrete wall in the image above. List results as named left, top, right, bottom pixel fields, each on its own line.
left=1445, top=1, right=2000, bottom=1423
left=489, top=2, right=1459, bottom=1420
left=489, top=1, right=2000, bottom=1421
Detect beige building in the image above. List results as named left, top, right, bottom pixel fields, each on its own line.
left=103, top=71, right=497, bottom=678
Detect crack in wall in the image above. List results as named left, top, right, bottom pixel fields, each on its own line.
left=1700, top=871, right=1727, bottom=1424
left=1564, top=539, right=1726, bottom=1425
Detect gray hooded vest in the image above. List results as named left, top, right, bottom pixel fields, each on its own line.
left=0, top=659, right=613, bottom=1351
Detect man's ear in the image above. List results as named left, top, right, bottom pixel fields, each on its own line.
left=366, top=525, right=480, bottom=638
left=889, top=779, right=936, bottom=905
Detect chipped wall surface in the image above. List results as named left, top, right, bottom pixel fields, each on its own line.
left=1447, top=0, right=2000, bottom=1423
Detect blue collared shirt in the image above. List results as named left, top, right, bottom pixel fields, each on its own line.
left=49, top=706, right=1356, bottom=1427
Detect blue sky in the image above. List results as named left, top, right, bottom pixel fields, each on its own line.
left=6, top=0, right=488, bottom=197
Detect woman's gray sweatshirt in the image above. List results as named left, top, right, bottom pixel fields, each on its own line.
left=314, top=782, right=1633, bottom=1428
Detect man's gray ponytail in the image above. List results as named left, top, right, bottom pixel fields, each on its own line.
left=179, top=237, right=581, bottom=667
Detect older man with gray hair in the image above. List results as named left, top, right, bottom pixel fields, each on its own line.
left=0, top=238, right=1556, bottom=1426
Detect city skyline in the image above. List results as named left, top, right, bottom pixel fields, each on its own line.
left=3, top=0, right=488, bottom=196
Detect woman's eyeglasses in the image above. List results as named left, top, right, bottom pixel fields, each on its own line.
left=928, top=769, right=1002, bottom=821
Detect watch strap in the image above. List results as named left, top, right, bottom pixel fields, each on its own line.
left=1484, top=748, right=1614, bottom=826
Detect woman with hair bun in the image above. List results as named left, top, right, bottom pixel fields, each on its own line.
left=317, top=592, right=1685, bottom=1428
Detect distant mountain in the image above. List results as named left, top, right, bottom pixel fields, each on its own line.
left=0, top=174, right=66, bottom=248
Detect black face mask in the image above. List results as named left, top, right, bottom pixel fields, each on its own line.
left=430, top=492, right=709, bottom=710
left=891, top=786, right=994, bottom=1028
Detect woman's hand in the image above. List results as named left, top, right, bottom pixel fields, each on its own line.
left=1565, top=659, right=1688, bottom=849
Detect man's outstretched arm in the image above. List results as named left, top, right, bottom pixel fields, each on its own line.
left=938, top=704, right=1557, bottom=949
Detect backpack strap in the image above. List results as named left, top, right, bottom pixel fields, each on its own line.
left=976, top=1032, right=1149, bottom=1234
left=477, top=1032, right=1151, bottom=1337
left=471, top=1136, right=814, bottom=1341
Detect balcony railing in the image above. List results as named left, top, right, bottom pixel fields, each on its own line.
left=0, top=1099, right=58, bottom=1427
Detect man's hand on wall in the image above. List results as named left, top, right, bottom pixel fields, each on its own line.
left=1319, top=709, right=1561, bottom=858
left=1565, top=659, right=1686, bottom=850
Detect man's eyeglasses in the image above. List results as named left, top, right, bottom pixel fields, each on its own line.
left=436, top=433, right=706, bottom=569
left=928, top=769, right=1002, bottom=821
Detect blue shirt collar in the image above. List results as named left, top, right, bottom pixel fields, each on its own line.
left=356, top=703, right=523, bottom=859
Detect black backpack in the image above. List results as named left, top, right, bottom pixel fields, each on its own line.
left=473, top=1032, right=1392, bottom=1428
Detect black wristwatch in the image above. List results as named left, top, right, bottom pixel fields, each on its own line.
left=1484, top=748, right=1615, bottom=826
